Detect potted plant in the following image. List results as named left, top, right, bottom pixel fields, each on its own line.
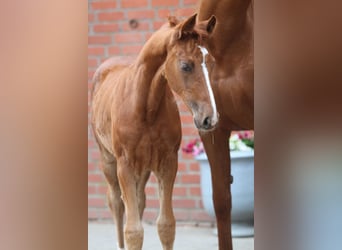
left=183, top=131, right=254, bottom=237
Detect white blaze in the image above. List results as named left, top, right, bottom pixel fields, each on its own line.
left=198, top=45, right=218, bottom=124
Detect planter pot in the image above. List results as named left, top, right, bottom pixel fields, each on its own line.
left=196, top=150, right=254, bottom=237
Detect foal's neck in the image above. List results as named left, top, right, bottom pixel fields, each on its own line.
left=132, top=26, right=173, bottom=122
left=135, top=25, right=172, bottom=74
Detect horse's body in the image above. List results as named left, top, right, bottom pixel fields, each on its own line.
left=197, top=1, right=254, bottom=250
left=91, top=15, right=217, bottom=250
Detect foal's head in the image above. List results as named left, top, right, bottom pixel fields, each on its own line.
left=164, top=14, right=218, bottom=131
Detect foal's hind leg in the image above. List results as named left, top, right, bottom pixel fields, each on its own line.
left=155, top=154, right=178, bottom=250
left=102, top=158, right=125, bottom=250
left=137, top=171, right=151, bottom=219
left=117, top=159, right=144, bottom=250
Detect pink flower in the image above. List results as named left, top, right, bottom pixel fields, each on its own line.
left=183, top=130, right=254, bottom=156
left=182, top=139, right=204, bottom=156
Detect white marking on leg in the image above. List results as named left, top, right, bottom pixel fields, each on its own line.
left=198, top=46, right=218, bottom=124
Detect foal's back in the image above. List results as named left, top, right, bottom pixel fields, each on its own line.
left=91, top=61, right=130, bottom=156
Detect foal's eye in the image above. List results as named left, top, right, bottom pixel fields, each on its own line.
left=180, top=61, right=193, bottom=73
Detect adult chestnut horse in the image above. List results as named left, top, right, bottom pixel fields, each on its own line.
left=91, top=14, right=217, bottom=250
left=197, top=0, right=254, bottom=250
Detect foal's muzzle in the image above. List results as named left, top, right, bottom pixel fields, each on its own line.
left=194, top=115, right=218, bottom=131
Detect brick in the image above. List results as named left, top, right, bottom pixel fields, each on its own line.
left=143, top=210, right=158, bottom=221
left=184, top=0, right=197, bottom=5
left=189, top=187, right=201, bottom=196
left=178, top=102, right=190, bottom=112
left=88, top=210, right=98, bottom=219
left=152, top=0, right=179, bottom=7
left=88, top=13, right=94, bottom=22
left=121, top=0, right=148, bottom=8
left=158, top=9, right=173, bottom=19
left=189, top=162, right=199, bottom=171
left=181, top=126, right=198, bottom=136
left=108, top=46, right=121, bottom=55
left=153, top=21, right=165, bottom=30
left=97, top=185, right=108, bottom=194
left=172, top=199, right=196, bottom=208
left=93, top=24, right=119, bottom=33
left=114, top=33, right=143, bottom=43
left=146, top=199, right=159, bottom=208
left=88, top=35, right=112, bottom=44
left=88, top=47, right=105, bottom=56
left=176, top=8, right=195, bottom=18
left=98, top=12, right=124, bottom=21
left=88, top=185, right=96, bottom=194
left=88, top=162, right=96, bottom=171
left=88, top=173, right=104, bottom=182
left=91, top=2, right=117, bottom=10
left=88, top=58, right=98, bottom=68
left=88, top=198, right=106, bottom=207
left=173, top=187, right=187, bottom=196
left=122, top=45, right=142, bottom=55
left=181, top=174, right=200, bottom=184
left=100, top=210, right=112, bottom=219
left=177, top=162, right=187, bottom=172
left=127, top=10, right=155, bottom=19
left=145, top=186, right=156, bottom=196
left=181, top=114, right=194, bottom=124
left=91, top=150, right=102, bottom=160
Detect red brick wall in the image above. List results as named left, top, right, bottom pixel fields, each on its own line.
left=88, top=0, right=214, bottom=223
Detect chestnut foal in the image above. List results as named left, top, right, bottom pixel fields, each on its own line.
left=197, top=1, right=254, bottom=250
left=91, top=14, right=217, bottom=250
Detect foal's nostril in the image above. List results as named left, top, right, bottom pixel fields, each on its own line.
left=202, top=116, right=211, bottom=129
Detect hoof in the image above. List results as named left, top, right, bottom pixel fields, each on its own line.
left=117, top=242, right=124, bottom=250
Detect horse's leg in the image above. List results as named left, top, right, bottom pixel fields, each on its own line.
left=200, top=128, right=232, bottom=250
left=155, top=154, right=177, bottom=250
left=117, top=159, right=143, bottom=250
left=137, top=171, right=151, bottom=219
left=102, top=157, right=125, bottom=250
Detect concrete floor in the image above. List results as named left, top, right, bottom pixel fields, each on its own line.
left=88, top=222, right=254, bottom=250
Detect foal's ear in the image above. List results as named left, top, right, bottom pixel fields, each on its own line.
left=168, top=16, right=179, bottom=27
left=177, top=13, right=197, bottom=39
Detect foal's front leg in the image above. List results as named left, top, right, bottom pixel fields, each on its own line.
left=117, top=159, right=144, bottom=250
left=155, top=154, right=178, bottom=250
